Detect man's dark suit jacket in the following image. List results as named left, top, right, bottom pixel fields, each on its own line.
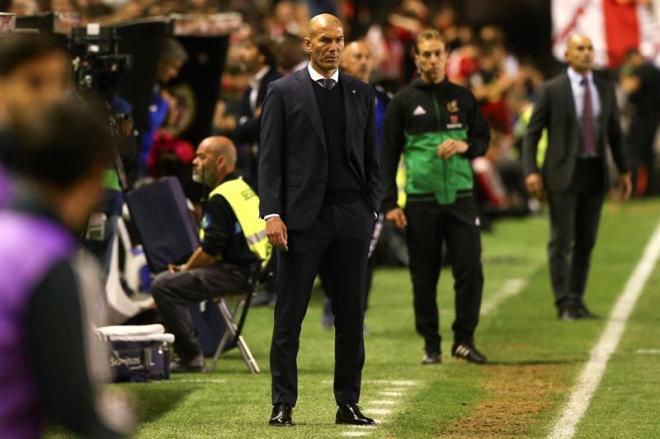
left=523, top=71, right=628, bottom=192
left=233, top=66, right=282, bottom=145
left=258, top=68, right=381, bottom=230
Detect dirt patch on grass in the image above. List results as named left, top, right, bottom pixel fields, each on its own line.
left=442, top=363, right=568, bottom=438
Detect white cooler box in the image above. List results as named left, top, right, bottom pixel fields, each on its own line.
left=97, top=324, right=175, bottom=382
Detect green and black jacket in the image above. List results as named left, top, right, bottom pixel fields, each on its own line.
left=381, top=78, right=490, bottom=211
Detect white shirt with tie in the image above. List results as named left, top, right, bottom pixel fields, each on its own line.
left=567, top=66, right=601, bottom=121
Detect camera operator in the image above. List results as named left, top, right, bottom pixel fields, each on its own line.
left=0, top=99, right=134, bottom=438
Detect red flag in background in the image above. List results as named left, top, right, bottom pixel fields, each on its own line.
left=552, top=0, right=660, bottom=68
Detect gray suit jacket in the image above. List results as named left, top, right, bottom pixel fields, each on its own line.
left=522, top=71, right=628, bottom=192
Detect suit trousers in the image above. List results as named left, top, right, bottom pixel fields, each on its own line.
left=151, top=263, right=249, bottom=362
left=270, top=198, right=373, bottom=406
left=547, top=158, right=605, bottom=307
left=404, top=196, right=483, bottom=354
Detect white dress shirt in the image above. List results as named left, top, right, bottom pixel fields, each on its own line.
left=249, top=65, right=270, bottom=113
left=567, top=67, right=601, bottom=121
left=307, top=62, right=339, bottom=85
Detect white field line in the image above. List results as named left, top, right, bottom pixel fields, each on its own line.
left=365, top=408, right=391, bottom=416
left=367, top=400, right=397, bottom=405
left=549, top=221, right=660, bottom=439
left=365, top=380, right=417, bottom=386
left=379, top=391, right=402, bottom=397
left=341, top=382, right=418, bottom=437
left=164, top=379, right=226, bottom=384
left=480, top=278, right=527, bottom=316
left=636, top=348, right=660, bottom=354
left=325, top=380, right=419, bottom=386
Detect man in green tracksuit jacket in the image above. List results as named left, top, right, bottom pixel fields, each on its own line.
left=381, top=29, right=490, bottom=365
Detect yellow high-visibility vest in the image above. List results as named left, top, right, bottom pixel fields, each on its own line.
left=201, top=177, right=271, bottom=267
left=519, top=105, right=548, bottom=168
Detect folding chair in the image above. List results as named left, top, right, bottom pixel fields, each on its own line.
left=207, top=262, right=262, bottom=374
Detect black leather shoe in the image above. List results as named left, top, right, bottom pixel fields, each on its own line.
left=452, top=343, right=487, bottom=364
left=421, top=351, right=441, bottom=365
left=577, top=303, right=598, bottom=319
left=170, top=354, right=205, bottom=373
left=336, top=403, right=375, bottom=425
left=269, top=403, right=293, bottom=426
left=558, top=305, right=581, bottom=321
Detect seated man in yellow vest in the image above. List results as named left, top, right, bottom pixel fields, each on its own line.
left=151, top=136, right=270, bottom=373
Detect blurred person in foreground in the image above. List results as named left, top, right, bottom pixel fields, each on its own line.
left=0, top=33, right=70, bottom=208
left=381, top=29, right=490, bottom=365
left=320, top=39, right=392, bottom=330
left=0, top=100, right=134, bottom=438
left=259, top=14, right=380, bottom=427
left=150, top=136, right=270, bottom=373
left=523, top=34, right=632, bottom=321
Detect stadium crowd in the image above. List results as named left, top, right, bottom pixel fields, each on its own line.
left=3, top=0, right=658, bottom=209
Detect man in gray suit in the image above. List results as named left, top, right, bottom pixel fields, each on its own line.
left=523, top=34, right=632, bottom=320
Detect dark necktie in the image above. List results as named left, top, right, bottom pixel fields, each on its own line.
left=581, top=77, right=596, bottom=156
left=318, top=78, right=336, bottom=90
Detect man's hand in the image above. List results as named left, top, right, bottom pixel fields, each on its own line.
left=617, top=172, right=633, bottom=201
left=386, top=208, right=408, bottom=229
left=266, top=216, right=289, bottom=251
left=525, top=173, right=544, bottom=199
left=168, top=263, right=186, bottom=273
left=437, top=139, right=468, bottom=159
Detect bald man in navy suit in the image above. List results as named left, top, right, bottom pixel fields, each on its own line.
left=259, top=14, right=380, bottom=427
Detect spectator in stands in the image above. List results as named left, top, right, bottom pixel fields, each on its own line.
left=620, top=48, right=660, bottom=196
left=50, top=0, right=76, bottom=13
left=140, top=37, right=188, bottom=175
left=8, top=0, right=40, bottom=15
left=264, top=0, right=309, bottom=38
left=213, top=58, right=250, bottom=136
left=151, top=136, right=270, bottom=372
left=469, top=41, right=515, bottom=135
left=0, top=34, right=69, bottom=207
left=0, top=100, right=134, bottom=438
left=233, top=34, right=282, bottom=190
left=275, top=32, right=308, bottom=75
left=446, top=27, right=478, bottom=87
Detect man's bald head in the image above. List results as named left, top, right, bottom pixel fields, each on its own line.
left=200, top=136, right=236, bottom=167
left=566, top=34, right=590, bottom=50
left=565, top=34, right=594, bottom=74
left=308, top=14, right=343, bottom=38
left=305, top=14, right=344, bottom=77
left=193, top=136, right=236, bottom=187
left=341, top=40, right=372, bottom=82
